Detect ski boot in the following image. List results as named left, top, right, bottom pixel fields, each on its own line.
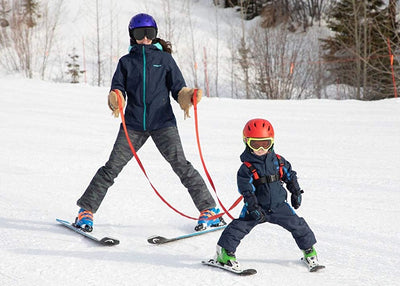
left=302, top=246, right=325, bottom=272
left=216, top=245, right=241, bottom=271
left=195, top=207, right=226, bottom=231
left=74, top=208, right=93, bottom=232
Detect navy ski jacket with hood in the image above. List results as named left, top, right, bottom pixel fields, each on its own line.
left=238, top=148, right=301, bottom=213
left=111, top=43, right=186, bottom=131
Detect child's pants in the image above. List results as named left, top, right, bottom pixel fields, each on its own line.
left=217, top=202, right=317, bottom=253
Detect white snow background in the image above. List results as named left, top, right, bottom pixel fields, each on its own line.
left=1, top=1, right=400, bottom=285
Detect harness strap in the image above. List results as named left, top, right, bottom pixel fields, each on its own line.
left=244, top=154, right=284, bottom=186
left=243, top=161, right=260, bottom=180
left=276, top=154, right=284, bottom=178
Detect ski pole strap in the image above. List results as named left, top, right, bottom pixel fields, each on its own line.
left=193, top=89, right=235, bottom=220
left=114, top=89, right=197, bottom=220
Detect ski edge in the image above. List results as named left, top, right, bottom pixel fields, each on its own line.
left=56, top=218, right=120, bottom=246
left=201, top=259, right=257, bottom=276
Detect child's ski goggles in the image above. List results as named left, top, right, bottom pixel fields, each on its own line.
left=133, top=27, right=157, bottom=40
left=244, top=137, right=274, bottom=151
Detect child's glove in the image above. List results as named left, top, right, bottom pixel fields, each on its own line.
left=244, top=191, right=267, bottom=222
left=291, top=189, right=304, bottom=209
left=108, top=89, right=125, bottom=118
left=249, top=205, right=266, bottom=222
left=177, top=87, right=202, bottom=119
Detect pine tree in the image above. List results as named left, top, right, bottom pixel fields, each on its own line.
left=21, top=0, right=41, bottom=28
left=66, top=48, right=85, bottom=84
left=321, top=0, right=398, bottom=100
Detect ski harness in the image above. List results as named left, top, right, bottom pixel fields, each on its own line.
left=243, top=154, right=284, bottom=187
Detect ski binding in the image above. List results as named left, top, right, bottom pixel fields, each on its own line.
left=202, top=259, right=257, bottom=276
left=301, top=257, right=325, bottom=272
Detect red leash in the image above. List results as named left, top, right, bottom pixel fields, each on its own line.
left=192, top=89, right=242, bottom=220
left=115, top=89, right=197, bottom=220
left=115, top=89, right=242, bottom=222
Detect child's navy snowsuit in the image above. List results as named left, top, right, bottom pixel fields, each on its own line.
left=217, top=148, right=316, bottom=253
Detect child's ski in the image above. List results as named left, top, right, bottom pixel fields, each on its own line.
left=301, top=257, right=325, bottom=272
left=201, top=259, right=257, bottom=276
left=56, top=218, right=119, bottom=246
left=147, top=225, right=227, bottom=245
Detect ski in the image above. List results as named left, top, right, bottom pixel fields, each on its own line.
left=201, top=259, right=257, bottom=276
left=301, top=257, right=325, bottom=272
left=56, top=218, right=119, bottom=246
left=147, top=225, right=227, bottom=245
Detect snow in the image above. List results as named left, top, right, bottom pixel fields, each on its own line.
left=1, top=0, right=400, bottom=285
left=1, top=76, right=399, bottom=285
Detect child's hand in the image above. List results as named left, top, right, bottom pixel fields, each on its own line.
left=243, top=191, right=267, bottom=222
left=291, top=190, right=304, bottom=209
left=249, top=206, right=267, bottom=222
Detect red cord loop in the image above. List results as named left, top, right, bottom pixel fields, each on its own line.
left=114, top=89, right=241, bottom=222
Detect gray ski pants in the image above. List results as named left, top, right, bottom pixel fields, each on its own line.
left=77, top=126, right=216, bottom=213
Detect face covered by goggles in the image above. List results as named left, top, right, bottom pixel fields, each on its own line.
left=245, top=137, right=274, bottom=152
left=133, top=27, right=157, bottom=40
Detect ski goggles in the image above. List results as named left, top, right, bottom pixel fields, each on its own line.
left=244, top=137, right=274, bottom=151
left=133, top=27, right=157, bottom=40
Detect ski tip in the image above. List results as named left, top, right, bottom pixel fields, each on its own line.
left=239, top=269, right=257, bottom=276
left=100, top=237, right=120, bottom=246
left=147, top=236, right=168, bottom=244
left=300, top=257, right=326, bottom=272
left=309, top=265, right=326, bottom=272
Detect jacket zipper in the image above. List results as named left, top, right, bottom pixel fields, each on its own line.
left=142, top=46, right=147, bottom=131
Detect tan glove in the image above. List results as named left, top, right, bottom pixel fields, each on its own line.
left=108, top=89, right=125, bottom=118
left=177, top=87, right=202, bottom=119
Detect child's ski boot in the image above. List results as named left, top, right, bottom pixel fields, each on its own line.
left=74, top=208, right=93, bottom=232
left=195, top=207, right=226, bottom=231
left=215, top=245, right=241, bottom=271
left=301, top=246, right=325, bottom=272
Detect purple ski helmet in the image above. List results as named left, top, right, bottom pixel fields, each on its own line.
left=128, top=13, right=158, bottom=38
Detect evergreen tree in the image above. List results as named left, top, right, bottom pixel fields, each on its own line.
left=66, top=48, right=85, bottom=84
left=321, top=0, right=398, bottom=100
left=21, top=0, right=41, bottom=28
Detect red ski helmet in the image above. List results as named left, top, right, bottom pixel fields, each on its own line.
left=243, top=119, right=275, bottom=151
left=243, top=118, right=274, bottom=140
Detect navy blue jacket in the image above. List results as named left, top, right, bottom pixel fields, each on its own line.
left=111, top=43, right=186, bottom=131
left=238, top=148, right=301, bottom=212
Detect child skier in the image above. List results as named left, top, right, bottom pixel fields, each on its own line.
left=214, top=118, right=322, bottom=271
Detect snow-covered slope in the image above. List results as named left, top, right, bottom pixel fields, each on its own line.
left=1, top=76, right=399, bottom=285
